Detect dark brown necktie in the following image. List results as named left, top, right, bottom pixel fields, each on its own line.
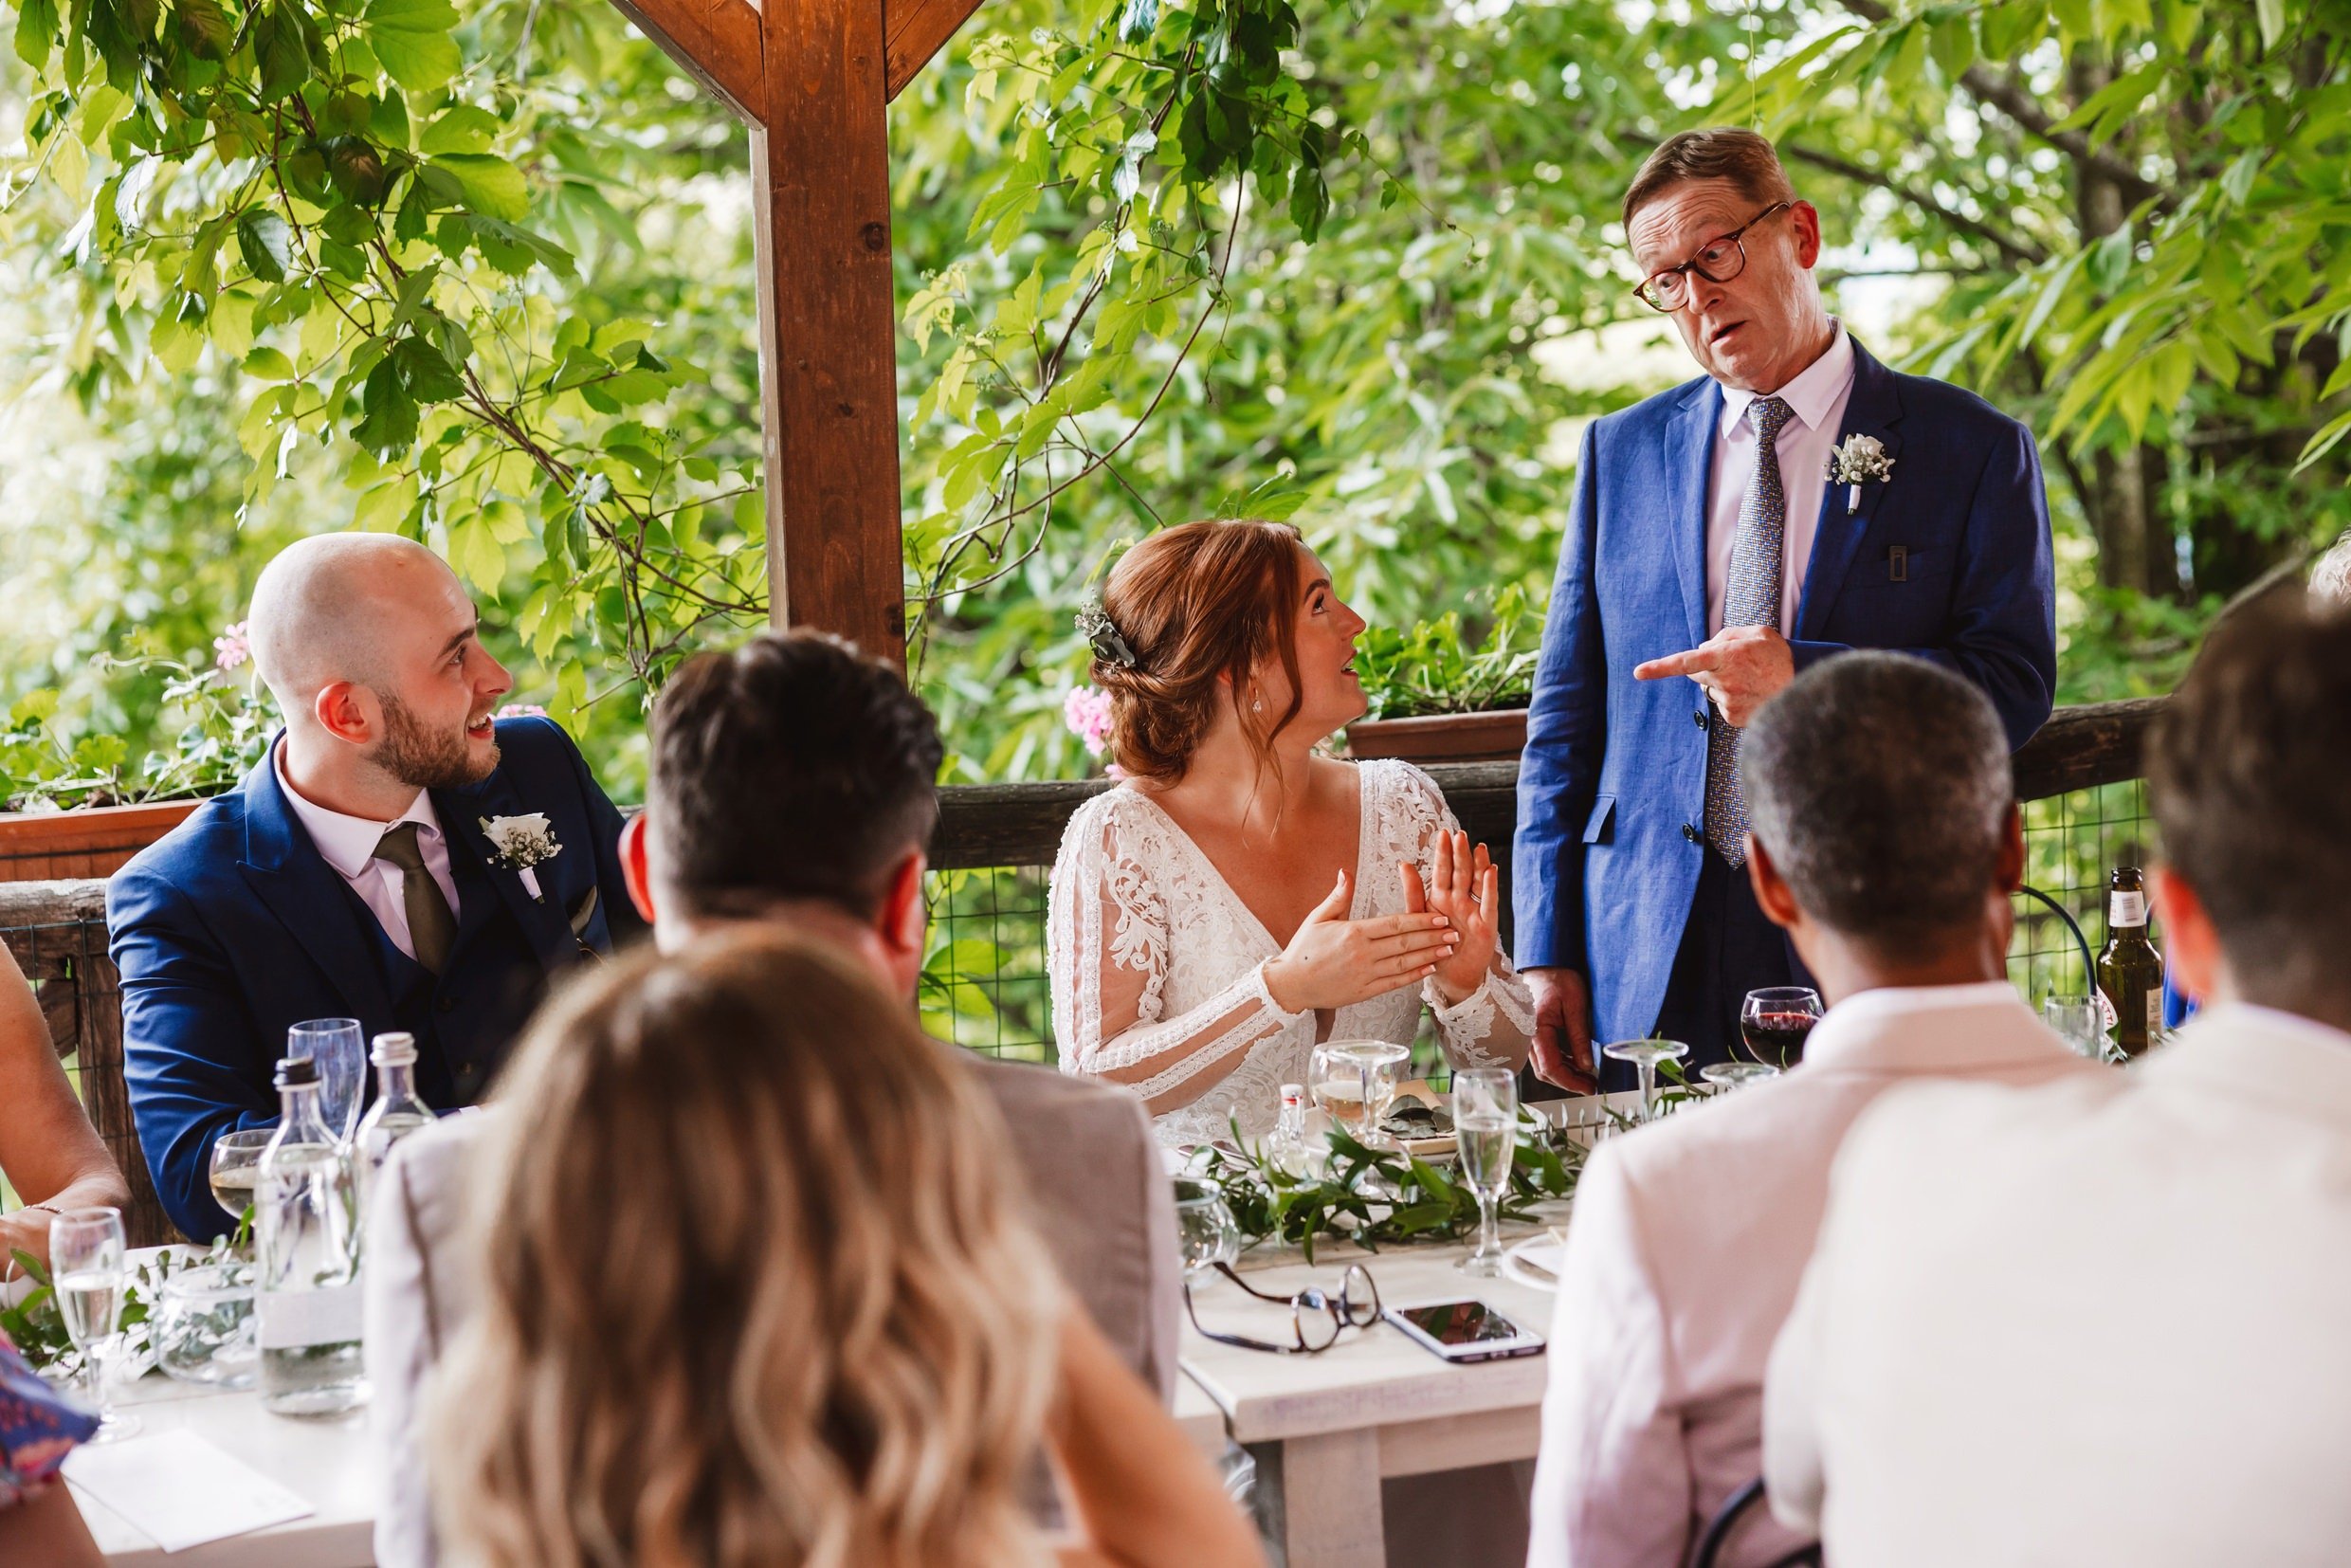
left=373, top=822, right=458, bottom=975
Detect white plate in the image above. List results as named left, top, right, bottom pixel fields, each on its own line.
left=1502, top=1232, right=1566, bottom=1293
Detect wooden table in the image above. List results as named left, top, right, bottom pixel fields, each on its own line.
left=73, top=1356, right=1233, bottom=1563
left=1182, top=1227, right=1563, bottom=1568
left=1178, top=1093, right=1635, bottom=1568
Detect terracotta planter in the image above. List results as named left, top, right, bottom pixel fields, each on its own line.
left=0, top=800, right=204, bottom=883
left=1346, top=708, right=1528, bottom=764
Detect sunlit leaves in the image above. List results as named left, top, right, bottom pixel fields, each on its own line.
left=363, top=0, right=461, bottom=92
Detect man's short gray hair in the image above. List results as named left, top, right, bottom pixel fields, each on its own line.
left=1740, top=652, right=2014, bottom=953
left=2311, top=529, right=2351, bottom=607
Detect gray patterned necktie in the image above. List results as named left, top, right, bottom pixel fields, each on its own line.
left=374, top=822, right=458, bottom=975
left=1703, top=394, right=1796, bottom=866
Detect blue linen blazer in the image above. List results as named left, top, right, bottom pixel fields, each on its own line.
left=1511, top=338, right=2056, bottom=1047
left=107, top=716, right=646, bottom=1238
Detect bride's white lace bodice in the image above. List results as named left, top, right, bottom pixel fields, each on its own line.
left=1047, top=758, right=1535, bottom=1146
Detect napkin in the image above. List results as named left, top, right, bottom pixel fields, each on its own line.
left=64, top=1429, right=313, bottom=1552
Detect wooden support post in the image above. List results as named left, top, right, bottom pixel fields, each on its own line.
left=749, top=0, right=907, bottom=669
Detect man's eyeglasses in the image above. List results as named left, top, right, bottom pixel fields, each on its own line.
left=1183, top=1261, right=1382, bottom=1356
left=1632, top=200, right=1793, bottom=313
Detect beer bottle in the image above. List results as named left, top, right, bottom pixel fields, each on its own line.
left=2095, top=866, right=2165, bottom=1059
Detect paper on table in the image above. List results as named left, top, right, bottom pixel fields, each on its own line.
left=64, top=1429, right=314, bottom=1552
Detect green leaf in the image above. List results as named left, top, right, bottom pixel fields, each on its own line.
left=419, top=104, right=499, bottom=155
left=429, top=154, right=529, bottom=222
left=392, top=335, right=465, bottom=403
left=364, top=0, right=461, bottom=91
left=171, top=0, right=231, bottom=59
left=2254, top=0, right=2284, bottom=50
left=235, top=209, right=296, bottom=283
left=14, top=0, right=57, bottom=68
left=244, top=346, right=296, bottom=380
left=354, top=356, right=419, bottom=459
left=251, top=3, right=319, bottom=101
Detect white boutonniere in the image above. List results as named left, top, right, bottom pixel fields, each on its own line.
left=480, top=812, right=560, bottom=901
left=1826, top=433, right=1896, bottom=515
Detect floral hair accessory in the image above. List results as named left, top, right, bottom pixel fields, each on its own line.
left=1826, top=433, right=1896, bottom=515
left=1077, top=602, right=1139, bottom=669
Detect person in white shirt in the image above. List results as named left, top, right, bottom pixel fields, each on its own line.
left=1526, top=651, right=2105, bottom=1568
left=1766, top=593, right=2351, bottom=1566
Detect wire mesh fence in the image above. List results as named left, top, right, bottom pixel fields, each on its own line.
left=918, top=776, right=2162, bottom=1073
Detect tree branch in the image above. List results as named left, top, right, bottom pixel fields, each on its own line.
left=1783, top=142, right=2049, bottom=265
left=1837, top=0, right=2168, bottom=211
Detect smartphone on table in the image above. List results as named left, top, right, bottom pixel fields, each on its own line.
left=1383, top=1298, right=1545, bottom=1363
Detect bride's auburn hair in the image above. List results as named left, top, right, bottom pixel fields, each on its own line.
left=1095, top=518, right=1307, bottom=784
left=430, top=927, right=1060, bottom=1568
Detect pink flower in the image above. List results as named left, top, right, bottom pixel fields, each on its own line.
left=494, top=703, right=549, bottom=720
left=212, top=622, right=250, bottom=672
left=1062, top=685, right=1115, bottom=758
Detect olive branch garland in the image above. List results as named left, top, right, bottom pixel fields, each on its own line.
left=1194, top=1112, right=1590, bottom=1267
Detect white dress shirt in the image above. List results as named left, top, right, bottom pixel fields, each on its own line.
left=274, top=740, right=461, bottom=963
left=1527, top=979, right=2104, bottom=1568
left=1706, top=321, right=1856, bottom=637
left=1766, top=1002, right=2351, bottom=1567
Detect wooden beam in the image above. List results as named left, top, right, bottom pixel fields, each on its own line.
left=884, top=0, right=992, bottom=100
left=749, top=0, right=908, bottom=667
left=608, top=0, right=765, bottom=123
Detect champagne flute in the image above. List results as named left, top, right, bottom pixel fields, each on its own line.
left=288, top=1019, right=366, bottom=1143
left=49, top=1207, right=139, bottom=1443
left=1740, top=987, right=1825, bottom=1067
left=210, top=1128, right=274, bottom=1224
left=1601, top=1038, right=1689, bottom=1122
left=1451, top=1067, right=1517, bottom=1277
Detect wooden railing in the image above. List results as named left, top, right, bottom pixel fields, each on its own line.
left=0, top=698, right=2165, bottom=1246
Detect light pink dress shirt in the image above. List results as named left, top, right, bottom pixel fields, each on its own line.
left=1704, top=322, right=1856, bottom=637
left=1525, top=981, right=2108, bottom=1568
left=274, top=739, right=461, bottom=964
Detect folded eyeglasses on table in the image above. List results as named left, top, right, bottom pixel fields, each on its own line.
left=1183, top=1261, right=1382, bottom=1355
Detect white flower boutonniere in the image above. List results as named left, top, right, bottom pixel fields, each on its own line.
left=1826, top=433, right=1896, bottom=515
left=481, top=813, right=561, bottom=901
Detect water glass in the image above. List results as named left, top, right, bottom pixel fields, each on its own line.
left=1173, top=1179, right=1242, bottom=1281
left=2043, top=994, right=2105, bottom=1061
left=154, top=1262, right=259, bottom=1390
left=1308, top=1039, right=1411, bottom=1152
left=288, top=1019, right=366, bottom=1142
left=48, top=1207, right=139, bottom=1443
left=1451, top=1067, right=1518, bottom=1277
left=1601, top=1038, right=1690, bottom=1122
left=1701, top=1061, right=1780, bottom=1092
left=210, top=1128, right=274, bottom=1226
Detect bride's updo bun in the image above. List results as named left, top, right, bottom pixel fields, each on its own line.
left=1092, top=520, right=1306, bottom=785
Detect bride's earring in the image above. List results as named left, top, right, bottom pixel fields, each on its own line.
left=1251, top=691, right=1264, bottom=714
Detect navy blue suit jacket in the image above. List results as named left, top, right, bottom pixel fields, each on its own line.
left=108, top=717, right=646, bottom=1239
left=1511, top=339, right=2056, bottom=1047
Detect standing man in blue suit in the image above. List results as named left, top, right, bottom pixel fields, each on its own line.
left=110, top=534, right=646, bottom=1237
left=1513, top=130, right=2056, bottom=1091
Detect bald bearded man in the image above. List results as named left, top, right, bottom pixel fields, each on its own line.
left=109, top=535, right=645, bottom=1238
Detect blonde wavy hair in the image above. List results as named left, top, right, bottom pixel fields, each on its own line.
left=430, top=927, right=1062, bottom=1568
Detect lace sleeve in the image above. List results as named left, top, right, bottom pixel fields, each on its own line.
left=1387, top=763, right=1536, bottom=1072
left=1048, top=797, right=1304, bottom=1111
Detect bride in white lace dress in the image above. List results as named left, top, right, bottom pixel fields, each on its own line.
left=1048, top=520, right=1534, bottom=1146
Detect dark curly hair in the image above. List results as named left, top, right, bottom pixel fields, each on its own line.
left=648, top=631, right=944, bottom=921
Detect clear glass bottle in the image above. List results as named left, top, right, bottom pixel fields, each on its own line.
left=257, top=1056, right=368, bottom=1417
left=1266, top=1083, right=1312, bottom=1178
left=353, top=1031, right=434, bottom=1211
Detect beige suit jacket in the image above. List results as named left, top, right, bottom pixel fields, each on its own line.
left=1527, top=982, right=2105, bottom=1568
left=364, top=1049, right=1178, bottom=1568
left=1766, top=1003, right=2351, bottom=1566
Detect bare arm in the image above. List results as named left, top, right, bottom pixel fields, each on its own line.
left=1048, top=1305, right=1265, bottom=1568
left=0, top=942, right=129, bottom=1273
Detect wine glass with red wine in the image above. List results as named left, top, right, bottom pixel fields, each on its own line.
left=1740, top=987, right=1825, bottom=1067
